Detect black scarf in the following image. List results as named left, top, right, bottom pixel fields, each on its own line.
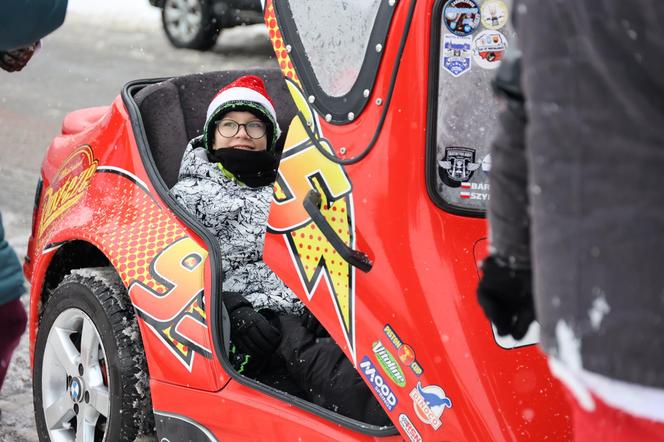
left=208, top=148, right=278, bottom=188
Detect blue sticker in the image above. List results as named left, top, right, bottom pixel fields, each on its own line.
left=443, top=0, right=481, bottom=36
left=442, top=34, right=472, bottom=77
left=359, top=356, right=398, bottom=411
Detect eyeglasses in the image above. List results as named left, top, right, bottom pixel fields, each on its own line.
left=216, top=119, right=267, bottom=139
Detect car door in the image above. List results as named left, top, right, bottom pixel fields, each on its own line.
left=262, top=0, right=572, bottom=440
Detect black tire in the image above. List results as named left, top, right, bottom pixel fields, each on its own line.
left=33, top=267, right=154, bottom=441
left=161, top=0, right=221, bottom=51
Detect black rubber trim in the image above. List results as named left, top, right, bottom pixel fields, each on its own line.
left=42, top=241, right=66, bottom=254
left=273, top=0, right=397, bottom=124
left=121, top=78, right=397, bottom=437
left=30, top=176, right=44, bottom=240
left=425, top=0, right=485, bottom=218
left=292, top=0, right=417, bottom=166
left=33, top=177, right=43, bottom=211
left=303, top=190, right=372, bottom=272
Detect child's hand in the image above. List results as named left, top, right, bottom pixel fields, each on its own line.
left=223, top=291, right=281, bottom=357
left=230, top=305, right=282, bottom=357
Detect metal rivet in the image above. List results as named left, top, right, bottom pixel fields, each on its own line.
left=308, top=95, right=315, bottom=103
left=286, top=44, right=292, bottom=53
left=363, top=89, right=370, bottom=98
left=375, top=44, right=383, bottom=53
left=306, top=120, right=313, bottom=127
left=388, top=0, right=396, bottom=5
left=375, top=98, right=383, bottom=106
left=339, top=147, right=347, bottom=155
left=347, top=112, right=355, bottom=121
left=325, top=114, right=332, bottom=122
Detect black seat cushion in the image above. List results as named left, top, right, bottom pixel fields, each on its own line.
left=134, top=69, right=296, bottom=188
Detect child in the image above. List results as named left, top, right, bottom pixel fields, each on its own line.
left=171, top=75, right=303, bottom=364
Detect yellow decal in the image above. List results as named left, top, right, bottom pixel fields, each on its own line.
left=39, top=145, right=98, bottom=236
left=268, top=78, right=357, bottom=361
left=265, top=2, right=300, bottom=85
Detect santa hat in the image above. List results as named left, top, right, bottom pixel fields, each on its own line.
left=203, top=75, right=281, bottom=151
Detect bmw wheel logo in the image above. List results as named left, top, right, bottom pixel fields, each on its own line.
left=70, top=378, right=82, bottom=402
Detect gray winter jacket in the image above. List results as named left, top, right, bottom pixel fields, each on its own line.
left=171, top=138, right=303, bottom=315
left=491, top=0, right=664, bottom=388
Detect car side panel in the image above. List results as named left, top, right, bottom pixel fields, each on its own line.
left=29, top=98, right=228, bottom=392
left=150, top=378, right=404, bottom=441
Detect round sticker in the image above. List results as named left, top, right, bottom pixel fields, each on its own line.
left=443, top=0, right=481, bottom=36
left=398, top=344, right=416, bottom=366
left=480, top=0, right=509, bottom=30
left=472, top=30, right=508, bottom=70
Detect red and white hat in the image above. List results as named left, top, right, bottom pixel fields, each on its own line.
left=204, top=75, right=281, bottom=150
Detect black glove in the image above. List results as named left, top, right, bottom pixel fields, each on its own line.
left=302, top=310, right=328, bottom=338
left=0, top=43, right=38, bottom=72
left=477, top=255, right=535, bottom=340
left=223, top=292, right=281, bottom=358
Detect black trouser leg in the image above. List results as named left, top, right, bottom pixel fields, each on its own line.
left=276, top=315, right=391, bottom=426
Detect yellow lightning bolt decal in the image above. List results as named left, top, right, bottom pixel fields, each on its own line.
left=269, top=78, right=356, bottom=359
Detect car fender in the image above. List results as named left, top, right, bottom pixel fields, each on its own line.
left=29, top=99, right=228, bottom=392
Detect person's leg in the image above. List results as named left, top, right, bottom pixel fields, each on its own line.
left=565, top=388, right=664, bottom=442
left=253, top=354, right=308, bottom=399
left=0, top=298, right=27, bottom=391
left=276, top=315, right=391, bottom=426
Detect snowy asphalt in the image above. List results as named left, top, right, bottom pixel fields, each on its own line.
left=0, top=1, right=276, bottom=439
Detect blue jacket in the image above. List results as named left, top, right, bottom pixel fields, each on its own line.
left=0, top=0, right=68, bottom=50
left=0, top=212, right=25, bottom=305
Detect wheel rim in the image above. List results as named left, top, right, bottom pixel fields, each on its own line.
left=41, top=308, right=111, bottom=442
left=164, top=0, right=204, bottom=43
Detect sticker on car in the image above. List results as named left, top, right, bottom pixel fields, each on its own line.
left=359, top=356, right=398, bottom=411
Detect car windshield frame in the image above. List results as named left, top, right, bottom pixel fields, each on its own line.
left=272, top=0, right=397, bottom=124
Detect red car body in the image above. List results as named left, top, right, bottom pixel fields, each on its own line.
left=24, top=0, right=571, bottom=440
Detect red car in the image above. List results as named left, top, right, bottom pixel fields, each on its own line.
left=24, top=0, right=571, bottom=440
